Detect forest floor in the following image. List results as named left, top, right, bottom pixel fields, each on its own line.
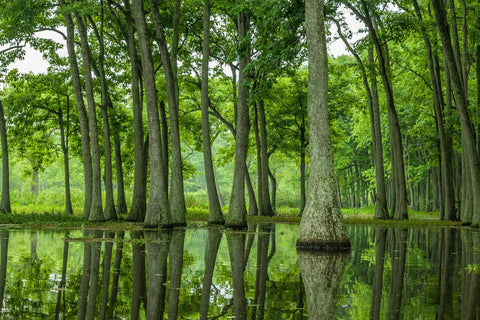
left=0, top=206, right=464, bottom=229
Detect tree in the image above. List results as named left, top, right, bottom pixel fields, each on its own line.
left=296, top=0, right=350, bottom=249
left=0, top=100, right=10, bottom=214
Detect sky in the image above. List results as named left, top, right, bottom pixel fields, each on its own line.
left=6, top=11, right=363, bottom=75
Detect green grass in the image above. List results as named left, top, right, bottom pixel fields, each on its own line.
left=0, top=199, right=464, bottom=229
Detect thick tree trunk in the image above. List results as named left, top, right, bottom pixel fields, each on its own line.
left=132, top=0, right=171, bottom=228
left=148, top=0, right=187, bottom=226
left=0, top=101, right=10, bottom=214
left=61, top=6, right=92, bottom=219
left=433, top=0, right=480, bottom=225
left=297, top=0, right=350, bottom=250
left=201, top=0, right=224, bottom=224
left=74, top=12, right=104, bottom=222
left=226, top=11, right=250, bottom=228
left=124, top=0, right=146, bottom=222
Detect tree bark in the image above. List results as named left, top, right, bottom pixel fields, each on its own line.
left=258, top=100, right=274, bottom=216
left=201, top=0, right=224, bottom=224
left=297, top=0, right=350, bottom=249
left=74, top=12, right=104, bottom=222
left=59, top=102, right=73, bottom=215
left=226, top=10, right=250, bottom=228
left=124, top=0, right=146, bottom=222
left=0, top=101, right=11, bottom=214
left=433, top=0, right=480, bottom=225
left=148, top=0, right=187, bottom=226
left=132, top=0, right=171, bottom=228
left=61, top=5, right=92, bottom=219
left=114, top=133, right=128, bottom=215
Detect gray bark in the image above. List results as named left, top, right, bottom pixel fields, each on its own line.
left=0, top=101, right=11, bottom=214
left=226, top=11, right=250, bottom=228
left=297, top=0, right=350, bottom=249
left=201, top=0, right=224, bottom=224
left=148, top=0, right=187, bottom=226
left=74, top=12, right=104, bottom=221
left=258, top=100, right=274, bottom=216
left=61, top=5, right=92, bottom=219
left=124, top=0, right=146, bottom=222
left=114, top=134, right=128, bottom=215
left=132, top=0, right=171, bottom=227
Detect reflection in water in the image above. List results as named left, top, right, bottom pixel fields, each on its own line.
left=0, top=225, right=480, bottom=318
left=298, top=250, right=348, bottom=320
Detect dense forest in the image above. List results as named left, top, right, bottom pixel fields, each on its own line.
left=0, top=0, right=479, bottom=227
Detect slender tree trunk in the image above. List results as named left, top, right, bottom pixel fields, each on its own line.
left=0, top=101, right=10, bottom=214
left=226, top=10, right=250, bottom=228
left=297, top=0, right=350, bottom=249
left=433, top=0, right=480, bottom=225
left=148, top=0, right=187, bottom=226
left=254, top=103, right=263, bottom=215
left=258, top=100, right=274, bottom=216
left=201, top=0, right=224, bottom=224
left=246, top=167, right=258, bottom=216
left=114, top=134, right=128, bottom=215
left=59, top=103, right=73, bottom=215
left=74, top=12, right=104, bottom=222
left=413, top=0, right=455, bottom=220
left=88, top=8, right=116, bottom=221
left=61, top=6, right=92, bottom=219
left=132, top=0, right=171, bottom=228
left=159, top=100, right=169, bottom=191
left=124, top=0, right=146, bottom=222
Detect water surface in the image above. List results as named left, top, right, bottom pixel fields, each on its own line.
left=0, top=225, right=477, bottom=319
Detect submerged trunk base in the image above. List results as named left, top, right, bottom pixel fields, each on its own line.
left=296, top=240, right=351, bottom=251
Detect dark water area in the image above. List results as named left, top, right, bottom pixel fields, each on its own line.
left=0, top=224, right=478, bottom=319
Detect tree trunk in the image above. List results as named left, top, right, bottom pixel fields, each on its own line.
left=254, top=103, right=263, bottom=216
left=0, top=101, right=10, bottom=214
left=59, top=103, right=73, bottom=215
left=357, top=0, right=408, bottom=219
left=148, top=0, right=186, bottom=226
left=297, top=0, right=350, bottom=249
left=114, top=134, right=128, bottom=215
left=74, top=12, right=104, bottom=222
left=88, top=9, right=116, bottom=221
left=300, top=127, right=307, bottom=216
left=258, top=100, right=274, bottom=216
left=124, top=0, right=146, bottom=222
left=412, top=0, right=455, bottom=220
left=132, top=0, right=171, bottom=228
left=433, top=0, right=480, bottom=225
left=61, top=5, right=92, bottom=219
left=226, top=10, right=250, bottom=228
left=201, top=0, right=224, bottom=224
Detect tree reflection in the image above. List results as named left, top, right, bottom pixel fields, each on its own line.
left=227, top=231, right=247, bottom=320
left=0, top=230, right=8, bottom=311
left=297, top=250, right=348, bottom=320
left=145, top=230, right=170, bottom=319
left=387, top=228, right=407, bottom=320
left=200, top=227, right=223, bottom=320
left=131, top=230, right=147, bottom=320
left=168, top=229, right=186, bottom=320
left=438, top=228, right=455, bottom=319
left=252, top=224, right=274, bottom=320
left=370, top=227, right=387, bottom=320
left=55, top=231, right=69, bottom=320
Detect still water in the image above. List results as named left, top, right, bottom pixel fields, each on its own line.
left=0, top=224, right=477, bottom=319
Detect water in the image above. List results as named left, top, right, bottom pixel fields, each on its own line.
left=0, top=224, right=477, bottom=319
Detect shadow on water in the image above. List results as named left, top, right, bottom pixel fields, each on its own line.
left=0, top=225, right=479, bottom=318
